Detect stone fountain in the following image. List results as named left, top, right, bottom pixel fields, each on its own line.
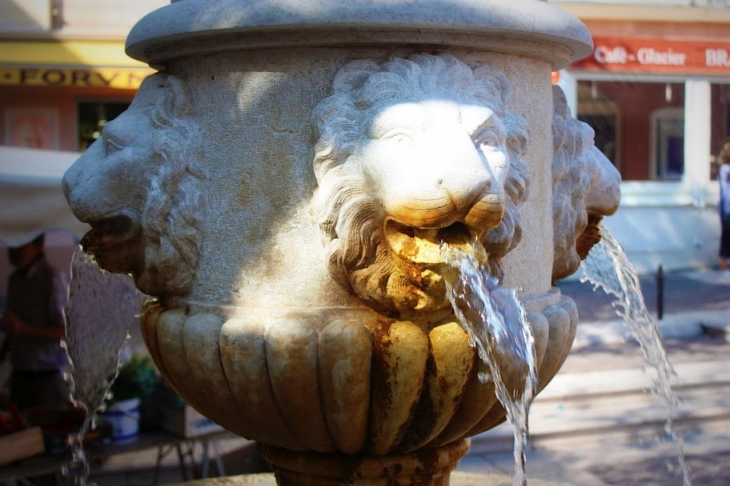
left=62, top=1, right=621, bottom=484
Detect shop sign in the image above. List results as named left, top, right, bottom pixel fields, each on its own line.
left=571, top=38, right=730, bottom=74
left=0, top=67, right=153, bottom=90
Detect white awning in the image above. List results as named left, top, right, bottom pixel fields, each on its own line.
left=0, top=146, right=89, bottom=246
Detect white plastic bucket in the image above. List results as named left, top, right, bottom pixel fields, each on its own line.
left=101, top=397, right=141, bottom=444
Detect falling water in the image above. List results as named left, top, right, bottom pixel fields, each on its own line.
left=581, top=226, right=692, bottom=486
left=63, top=247, right=145, bottom=485
left=442, top=247, right=537, bottom=486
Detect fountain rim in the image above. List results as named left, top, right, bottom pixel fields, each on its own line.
left=125, top=0, right=593, bottom=69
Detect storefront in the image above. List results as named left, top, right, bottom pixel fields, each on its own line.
left=0, top=39, right=152, bottom=152
left=557, top=20, right=730, bottom=273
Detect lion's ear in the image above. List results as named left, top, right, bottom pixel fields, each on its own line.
left=161, top=75, right=194, bottom=119
left=505, top=112, right=529, bottom=157
left=332, top=60, right=380, bottom=94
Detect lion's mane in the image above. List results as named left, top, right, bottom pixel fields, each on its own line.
left=312, top=54, right=528, bottom=309
left=136, top=74, right=206, bottom=296
left=550, top=85, right=591, bottom=282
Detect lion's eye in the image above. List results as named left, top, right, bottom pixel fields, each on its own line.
left=379, top=129, right=413, bottom=143
left=104, top=137, right=123, bottom=155
left=475, top=131, right=501, bottom=150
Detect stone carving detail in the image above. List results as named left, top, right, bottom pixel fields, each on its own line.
left=312, top=54, right=529, bottom=313
left=139, top=291, right=579, bottom=457
left=63, top=73, right=206, bottom=297
left=551, top=85, right=621, bottom=282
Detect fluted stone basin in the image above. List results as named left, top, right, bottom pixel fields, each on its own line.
left=62, top=1, right=620, bottom=484
left=139, top=288, right=576, bottom=453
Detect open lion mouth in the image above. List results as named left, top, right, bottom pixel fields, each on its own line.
left=80, top=210, right=141, bottom=253
left=384, top=219, right=488, bottom=265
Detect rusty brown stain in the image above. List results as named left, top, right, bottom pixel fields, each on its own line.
left=413, top=447, right=441, bottom=486
left=367, top=320, right=395, bottom=451
left=576, top=213, right=604, bottom=261
left=394, top=350, right=437, bottom=453
left=401, top=234, right=420, bottom=259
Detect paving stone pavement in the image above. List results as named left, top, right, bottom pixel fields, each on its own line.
left=83, top=269, right=730, bottom=485
left=557, top=268, right=730, bottom=322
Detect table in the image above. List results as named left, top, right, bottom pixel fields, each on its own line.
left=0, top=429, right=231, bottom=485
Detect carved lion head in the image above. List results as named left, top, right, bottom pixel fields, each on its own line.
left=62, top=73, right=206, bottom=297
left=551, top=85, right=620, bottom=282
left=312, top=54, right=529, bottom=314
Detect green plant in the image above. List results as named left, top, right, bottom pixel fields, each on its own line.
left=108, top=354, right=158, bottom=404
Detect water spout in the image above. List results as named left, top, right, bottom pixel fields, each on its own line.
left=443, top=247, right=537, bottom=486
left=581, top=225, right=692, bottom=486
left=64, top=247, right=145, bottom=485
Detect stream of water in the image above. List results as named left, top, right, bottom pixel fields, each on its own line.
left=581, top=226, right=692, bottom=486
left=63, top=247, right=145, bottom=485
left=443, top=247, right=537, bottom=486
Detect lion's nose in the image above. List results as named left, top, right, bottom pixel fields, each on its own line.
left=432, top=149, right=496, bottom=220
left=438, top=174, right=491, bottom=212
left=439, top=146, right=507, bottom=229
left=424, top=128, right=496, bottom=206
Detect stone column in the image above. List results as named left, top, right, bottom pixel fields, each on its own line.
left=683, top=78, right=712, bottom=206
left=556, top=69, right=578, bottom=118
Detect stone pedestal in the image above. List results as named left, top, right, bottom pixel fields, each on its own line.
left=259, top=439, right=469, bottom=486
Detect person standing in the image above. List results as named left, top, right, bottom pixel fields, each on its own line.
left=0, top=233, right=71, bottom=411
left=718, top=139, right=730, bottom=274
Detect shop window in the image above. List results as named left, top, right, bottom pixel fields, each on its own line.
left=576, top=82, right=621, bottom=170
left=577, top=80, right=685, bottom=181
left=77, top=102, right=130, bottom=151
left=651, top=107, right=684, bottom=181
left=578, top=113, right=619, bottom=167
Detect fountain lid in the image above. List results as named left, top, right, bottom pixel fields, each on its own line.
left=126, top=0, right=593, bottom=70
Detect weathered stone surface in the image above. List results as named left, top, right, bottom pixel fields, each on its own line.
left=126, top=0, right=592, bottom=69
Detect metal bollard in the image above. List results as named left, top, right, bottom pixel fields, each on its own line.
left=656, top=264, right=664, bottom=321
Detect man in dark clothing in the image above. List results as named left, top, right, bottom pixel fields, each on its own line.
left=1, top=233, right=70, bottom=410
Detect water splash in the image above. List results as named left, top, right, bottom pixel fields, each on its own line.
left=63, top=247, right=146, bottom=485
left=581, top=226, right=692, bottom=486
left=442, top=247, right=537, bottom=486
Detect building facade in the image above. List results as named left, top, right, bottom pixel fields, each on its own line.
left=0, top=1, right=164, bottom=152
left=556, top=0, right=730, bottom=274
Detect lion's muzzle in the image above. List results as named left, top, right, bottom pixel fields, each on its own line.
left=384, top=219, right=489, bottom=266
